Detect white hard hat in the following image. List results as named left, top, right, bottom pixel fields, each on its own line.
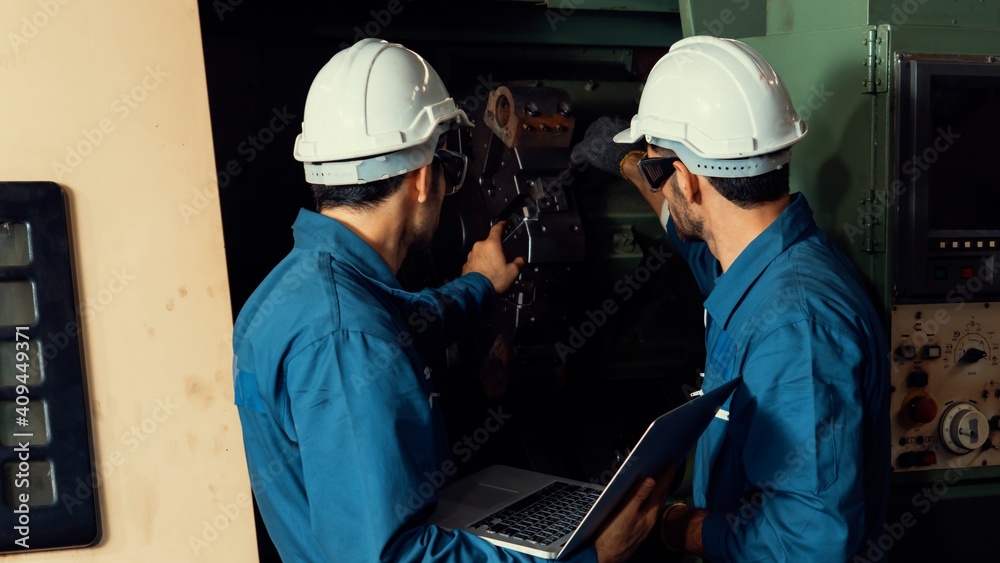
left=614, top=36, right=807, bottom=178
left=293, top=38, right=473, bottom=186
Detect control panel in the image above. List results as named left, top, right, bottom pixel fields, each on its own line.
left=891, top=303, right=1000, bottom=472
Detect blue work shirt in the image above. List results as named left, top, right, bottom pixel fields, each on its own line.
left=232, top=209, right=598, bottom=562
left=667, top=194, right=890, bottom=562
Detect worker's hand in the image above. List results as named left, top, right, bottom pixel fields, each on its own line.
left=617, top=149, right=671, bottom=219
left=569, top=116, right=644, bottom=176
left=462, top=221, right=525, bottom=294
left=593, top=465, right=676, bottom=563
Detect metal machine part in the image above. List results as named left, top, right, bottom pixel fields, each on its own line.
left=475, top=86, right=585, bottom=380
left=477, top=85, right=584, bottom=266
left=484, top=85, right=575, bottom=149
left=890, top=303, right=1000, bottom=471
left=939, top=402, right=989, bottom=455
left=399, top=72, right=706, bottom=404
left=409, top=85, right=586, bottom=395
left=401, top=78, right=704, bottom=497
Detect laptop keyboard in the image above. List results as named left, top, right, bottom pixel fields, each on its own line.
left=469, top=482, right=601, bottom=547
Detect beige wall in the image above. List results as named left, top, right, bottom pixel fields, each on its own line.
left=0, top=0, right=257, bottom=560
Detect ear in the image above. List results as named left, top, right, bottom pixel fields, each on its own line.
left=412, top=165, right=433, bottom=204
left=672, top=160, right=701, bottom=205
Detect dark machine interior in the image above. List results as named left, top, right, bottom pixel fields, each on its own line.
left=197, top=1, right=706, bottom=560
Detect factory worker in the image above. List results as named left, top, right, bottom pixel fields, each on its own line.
left=232, top=38, right=671, bottom=563
left=571, top=36, right=890, bottom=561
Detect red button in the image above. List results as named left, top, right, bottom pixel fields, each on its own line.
left=962, top=268, right=975, bottom=279
left=921, top=452, right=937, bottom=466
left=908, top=396, right=938, bottom=424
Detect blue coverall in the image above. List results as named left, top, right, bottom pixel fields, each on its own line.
left=232, top=209, right=598, bottom=562
left=666, top=194, right=890, bottom=561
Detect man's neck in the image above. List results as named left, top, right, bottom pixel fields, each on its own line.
left=321, top=203, right=407, bottom=274
left=709, top=193, right=792, bottom=273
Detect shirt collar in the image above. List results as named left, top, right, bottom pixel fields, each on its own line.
left=704, top=193, right=815, bottom=330
left=291, top=208, right=402, bottom=290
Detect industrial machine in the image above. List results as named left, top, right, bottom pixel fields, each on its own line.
left=890, top=302, right=1000, bottom=471
left=398, top=74, right=708, bottom=481
left=407, top=84, right=588, bottom=397
left=889, top=51, right=1000, bottom=476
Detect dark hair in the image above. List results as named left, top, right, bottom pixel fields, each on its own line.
left=709, top=156, right=790, bottom=210
left=311, top=173, right=407, bottom=212
left=651, top=145, right=790, bottom=209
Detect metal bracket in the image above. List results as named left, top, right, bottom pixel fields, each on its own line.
left=863, top=26, right=890, bottom=94
left=484, top=86, right=575, bottom=149
left=857, top=189, right=888, bottom=254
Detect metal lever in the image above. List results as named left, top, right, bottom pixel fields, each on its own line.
left=491, top=192, right=532, bottom=227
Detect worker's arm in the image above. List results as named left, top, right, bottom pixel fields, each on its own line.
left=661, top=504, right=706, bottom=556
left=287, top=332, right=582, bottom=561
left=665, top=320, right=869, bottom=561
left=395, top=270, right=493, bottom=353
left=287, top=332, right=667, bottom=562
left=621, top=151, right=717, bottom=296
left=620, top=151, right=667, bottom=220
left=395, top=221, right=523, bottom=354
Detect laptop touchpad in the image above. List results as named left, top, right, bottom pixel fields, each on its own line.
left=459, top=483, right=520, bottom=509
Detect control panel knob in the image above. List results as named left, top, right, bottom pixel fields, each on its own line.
left=940, top=402, right=990, bottom=454
left=895, top=344, right=917, bottom=361
left=907, top=395, right=938, bottom=425
left=959, top=347, right=988, bottom=363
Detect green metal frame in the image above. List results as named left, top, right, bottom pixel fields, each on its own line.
left=742, top=27, right=893, bottom=312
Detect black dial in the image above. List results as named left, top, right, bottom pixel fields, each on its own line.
left=960, top=348, right=988, bottom=363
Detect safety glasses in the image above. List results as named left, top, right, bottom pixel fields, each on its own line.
left=637, top=155, right=681, bottom=192
left=434, top=148, right=468, bottom=195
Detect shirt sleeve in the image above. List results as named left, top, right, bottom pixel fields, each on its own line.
left=701, top=320, right=868, bottom=562
left=665, top=216, right=717, bottom=297
left=287, top=332, right=597, bottom=563
left=397, top=272, right=495, bottom=355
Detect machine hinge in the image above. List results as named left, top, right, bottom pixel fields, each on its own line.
left=863, top=27, right=890, bottom=94
left=856, top=189, right=887, bottom=254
